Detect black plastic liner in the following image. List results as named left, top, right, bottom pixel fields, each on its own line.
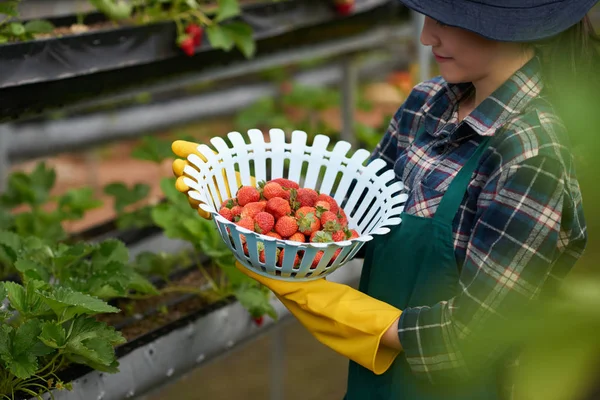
left=0, top=0, right=401, bottom=120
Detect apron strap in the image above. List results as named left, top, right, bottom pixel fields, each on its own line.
left=434, top=135, right=492, bottom=224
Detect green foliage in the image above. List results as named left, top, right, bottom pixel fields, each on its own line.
left=0, top=280, right=125, bottom=398
left=462, top=276, right=600, bottom=400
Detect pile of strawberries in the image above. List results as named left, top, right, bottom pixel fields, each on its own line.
left=218, top=178, right=359, bottom=269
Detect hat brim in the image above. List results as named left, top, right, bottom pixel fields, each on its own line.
left=399, top=0, right=599, bottom=42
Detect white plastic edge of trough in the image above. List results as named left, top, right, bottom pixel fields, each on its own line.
left=38, top=260, right=364, bottom=400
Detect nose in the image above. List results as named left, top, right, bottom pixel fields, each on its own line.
left=420, top=16, right=440, bottom=47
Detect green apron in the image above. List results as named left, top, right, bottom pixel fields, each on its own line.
left=345, top=133, right=501, bottom=400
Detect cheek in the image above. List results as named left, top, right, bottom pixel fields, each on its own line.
left=439, top=51, right=493, bottom=83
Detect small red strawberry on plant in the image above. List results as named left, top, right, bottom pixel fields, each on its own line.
left=237, top=186, right=261, bottom=206
left=334, top=0, right=354, bottom=15
left=185, top=23, right=204, bottom=46
left=253, top=316, right=264, bottom=326
left=178, top=35, right=195, bottom=57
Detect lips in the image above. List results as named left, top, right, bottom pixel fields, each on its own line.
left=433, top=51, right=452, bottom=62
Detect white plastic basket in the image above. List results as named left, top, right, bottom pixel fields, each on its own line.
left=182, top=128, right=408, bottom=281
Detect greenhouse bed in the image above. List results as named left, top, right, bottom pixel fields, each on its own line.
left=32, top=260, right=363, bottom=400
left=0, top=0, right=404, bottom=120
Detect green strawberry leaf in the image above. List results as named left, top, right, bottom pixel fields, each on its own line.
left=13, top=319, right=42, bottom=356
left=4, top=281, right=49, bottom=318
left=0, top=325, right=12, bottom=358
left=0, top=1, right=19, bottom=17
left=15, top=259, right=51, bottom=283
left=206, top=24, right=235, bottom=52
left=234, top=285, right=277, bottom=319
left=127, top=271, right=159, bottom=296
left=24, top=20, right=55, bottom=34
left=7, top=352, right=38, bottom=379
left=223, top=22, right=255, bottom=58
left=38, top=286, right=120, bottom=321
left=215, top=0, right=241, bottom=22
left=58, top=187, right=103, bottom=220
left=39, top=322, right=67, bottom=349
left=131, top=136, right=174, bottom=164
left=93, top=239, right=129, bottom=266
left=1, top=162, right=56, bottom=208
left=64, top=317, right=125, bottom=369
left=115, top=205, right=154, bottom=230
left=104, top=182, right=150, bottom=213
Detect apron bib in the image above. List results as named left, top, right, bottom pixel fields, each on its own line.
left=344, top=133, right=500, bottom=400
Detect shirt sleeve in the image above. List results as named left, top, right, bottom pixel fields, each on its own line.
left=397, top=155, right=587, bottom=383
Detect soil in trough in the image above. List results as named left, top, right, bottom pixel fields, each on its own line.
left=96, top=266, right=225, bottom=342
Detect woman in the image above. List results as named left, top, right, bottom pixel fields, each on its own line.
left=172, top=1, right=597, bottom=398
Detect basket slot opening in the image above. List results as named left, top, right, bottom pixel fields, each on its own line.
left=299, top=160, right=310, bottom=188
left=314, top=165, right=329, bottom=193
left=265, top=158, right=273, bottom=181
left=329, top=170, right=345, bottom=198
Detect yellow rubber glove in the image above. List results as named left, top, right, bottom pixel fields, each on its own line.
left=171, top=140, right=255, bottom=219
left=235, top=262, right=403, bottom=375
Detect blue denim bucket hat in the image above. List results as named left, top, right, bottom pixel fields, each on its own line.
left=399, top=0, right=599, bottom=42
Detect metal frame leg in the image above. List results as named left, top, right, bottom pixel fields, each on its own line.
left=269, top=322, right=285, bottom=400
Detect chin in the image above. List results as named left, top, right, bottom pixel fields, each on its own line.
left=437, top=66, right=471, bottom=84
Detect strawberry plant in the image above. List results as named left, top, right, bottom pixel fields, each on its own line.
left=0, top=231, right=158, bottom=300
left=0, top=1, right=55, bottom=44
left=0, top=279, right=125, bottom=399
left=0, top=163, right=103, bottom=278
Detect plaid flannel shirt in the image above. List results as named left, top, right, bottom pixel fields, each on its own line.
left=371, top=57, right=587, bottom=392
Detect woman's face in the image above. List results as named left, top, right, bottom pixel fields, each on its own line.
left=420, top=16, right=524, bottom=84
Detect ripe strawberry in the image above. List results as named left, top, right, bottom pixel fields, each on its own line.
left=253, top=316, right=264, bottom=326
left=316, top=194, right=339, bottom=214
left=219, top=207, right=234, bottom=221
left=315, top=201, right=331, bottom=212
left=320, top=211, right=338, bottom=226
left=237, top=186, right=261, bottom=206
left=332, top=229, right=347, bottom=242
left=231, top=205, right=243, bottom=220
left=257, top=243, right=266, bottom=263
left=254, top=212, right=275, bottom=234
left=185, top=23, right=203, bottom=46
left=278, top=249, right=301, bottom=268
left=269, top=178, right=299, bottom=190
left=291, top=188, right=318, bottom=208
left=241, top=202, right=266, bottom=219
left=334, top=0, right=354, bottom=15
left=328, top=248, right=342, bottom=266
left=297, top=211, right=320, bottom=236
left=179, top=36, right=195, bottom=56
left=262, top=182, right=289, bottom=200
left=243, top=243, right=249, bottom=256
left=275, top=216, right=298, bottom=238
left=265, top=231, right=283, bottom=240
left=236, top=216, right=255, bottom=232
left=311, top=251, right=324, bottom=269
left=222, top=198, right=237, bottom=209
left=266, top=197, right=291, bottom=220
left=288, top=232, right=306, bottom=243
left=348, top=229, right=359, bottom=239
left=310, top=231, right=333, bottom=243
